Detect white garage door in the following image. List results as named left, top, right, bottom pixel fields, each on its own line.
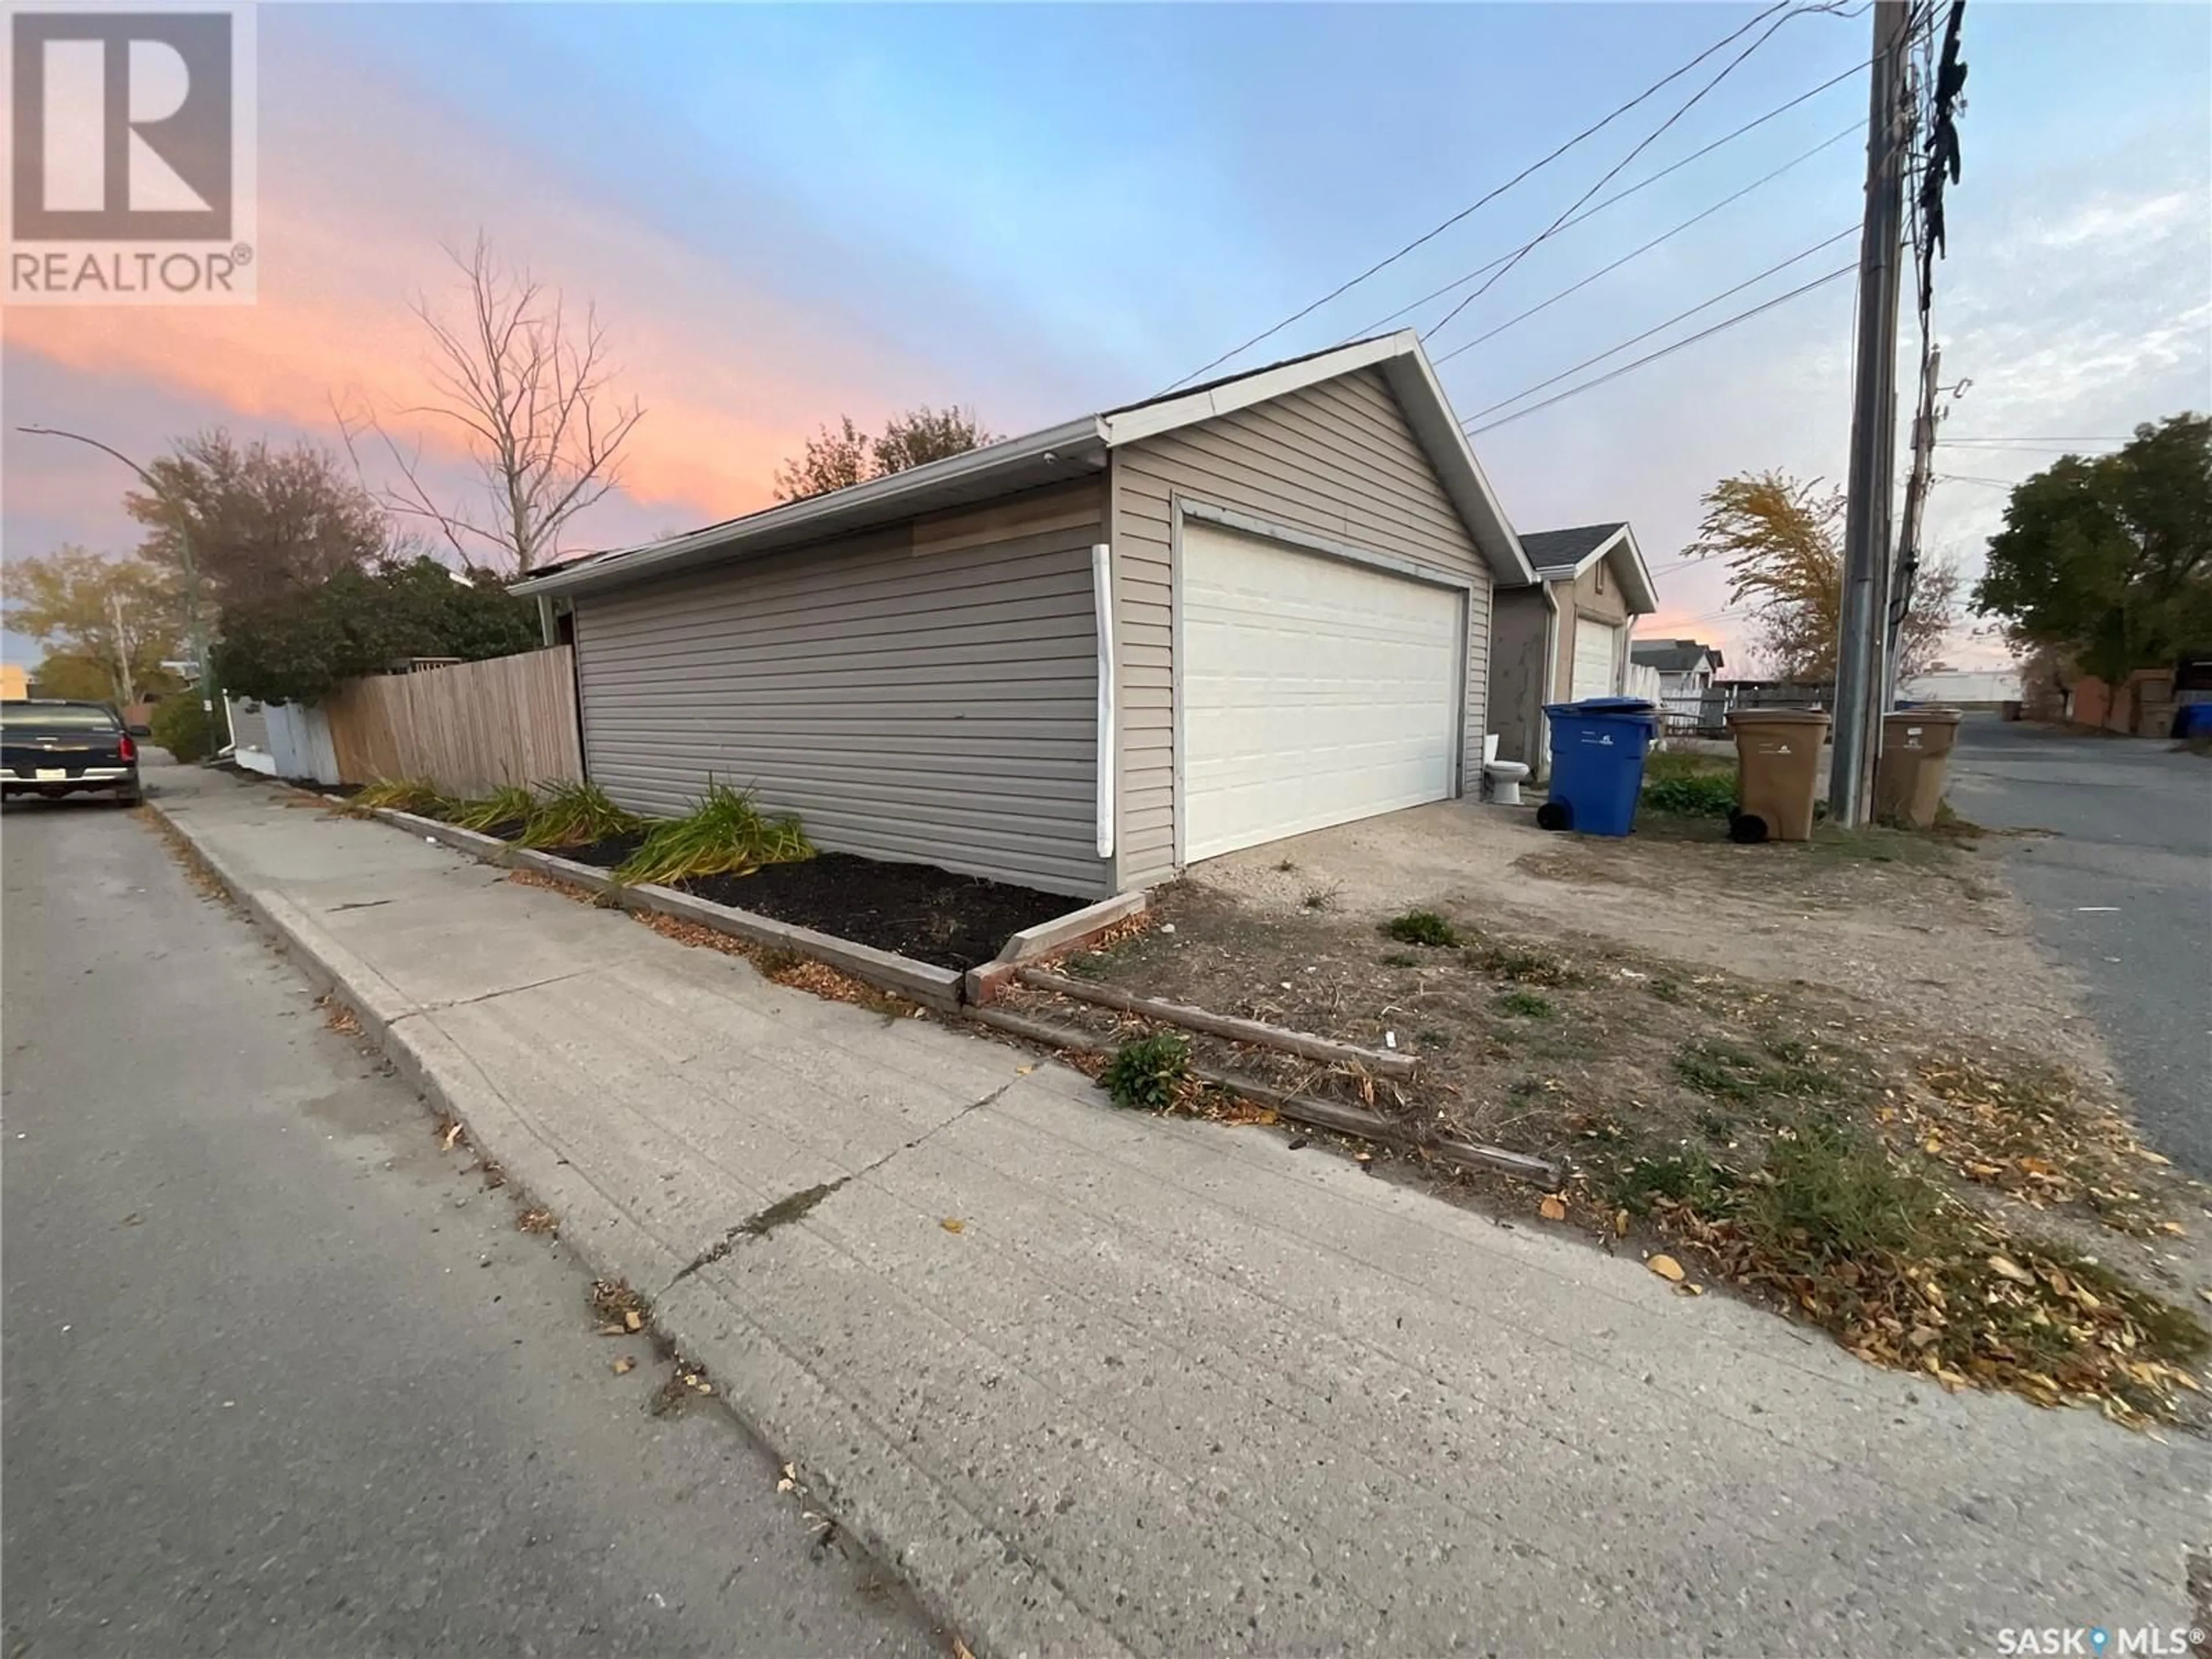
left=1570, top=622, right=1621, bottom=702
left=1183, top=522, right=1463, bottom=862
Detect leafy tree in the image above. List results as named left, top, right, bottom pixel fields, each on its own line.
left=1974, top=414, right=2212, bottom=684
left=127, top=430, right=387, bottom=611
left=771, top=406, right=997, bottom=502
left=3, top=546, right=184, bottom=704
left=1685, top=469, right=1957, bottom=681
left=215, top=557, right=541, bottom=706
left=873, top=406, right=998, bottom=476
left=772, top=415, right=872, bottom=503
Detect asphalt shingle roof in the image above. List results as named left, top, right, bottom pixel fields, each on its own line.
left=1519, top=522, right=1626, bottom=577
left=1630, top=639, right=1725, bottom=673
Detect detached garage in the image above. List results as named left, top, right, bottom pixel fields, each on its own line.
left=516, top=331, right=1537, bottom=899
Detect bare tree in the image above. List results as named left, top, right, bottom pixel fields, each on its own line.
left=341, top=234, right=645, bottom=573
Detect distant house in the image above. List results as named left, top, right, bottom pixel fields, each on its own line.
left=0, top=665, right=26, bottom=702
left=1486, top=522, right=1657, bottom=776
left=1631, top=638, right=1726, bottom=696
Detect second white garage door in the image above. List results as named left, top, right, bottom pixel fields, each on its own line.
left=1182, top=522, right=1464, bottom=862
left=1570, top=620, right=1622, bottom=702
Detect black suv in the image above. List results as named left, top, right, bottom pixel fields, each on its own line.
left=2, top=700, right=150, bottom=806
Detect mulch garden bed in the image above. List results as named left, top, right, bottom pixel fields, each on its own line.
left=508, top=831, right=1070, bottom=971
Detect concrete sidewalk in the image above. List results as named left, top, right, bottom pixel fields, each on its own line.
left=149, top=763, right=2202, bottom=1656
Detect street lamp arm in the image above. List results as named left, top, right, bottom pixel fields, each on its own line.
left=15, top=425, right=164, bottom=496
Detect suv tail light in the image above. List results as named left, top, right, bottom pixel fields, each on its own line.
left=118, top=733, right=137, bottom=763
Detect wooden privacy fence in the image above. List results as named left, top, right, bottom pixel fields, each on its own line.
left=323, top=646, right=584, bottom=796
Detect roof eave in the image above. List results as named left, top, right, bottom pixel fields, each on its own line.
left=514, top=416, right=1110, bottom=599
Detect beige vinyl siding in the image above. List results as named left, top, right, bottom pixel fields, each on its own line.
left=1108, top=366, right=1495, bottom=888
left=1550, top=557, right=1635, bottom=702
left=573, top=480, right=1109, bottom=899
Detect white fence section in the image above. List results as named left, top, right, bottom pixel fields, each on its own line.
left=261, top=700, right=342, bottom=785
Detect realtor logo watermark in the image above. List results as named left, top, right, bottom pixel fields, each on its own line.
left=6, top=4, right=257, bottom=303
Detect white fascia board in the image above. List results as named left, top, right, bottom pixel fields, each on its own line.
left=515, top=416, right=1108, bottom=598
left=1100, top=333, right=1414, bottom=447
left=1378, top=349, right=1536, bottom=588
left=1533, top=524, right=1658, bottom=615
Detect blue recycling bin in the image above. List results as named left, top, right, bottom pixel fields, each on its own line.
left=1540, top=697, right=1661, bottom=836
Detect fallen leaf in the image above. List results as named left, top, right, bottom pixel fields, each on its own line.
left=623, top=1310, right=643, bottom=1332
left=1539, top=1195, right=1567, bottom=1222
left=952, top=1639, right=977, bottom=1659
left=1614, top=1209, right=1631, bottom=1237
left=440, top=1122, right=464, bottom=1152
left=1015, top=1064, right=1036, bottom=1076
left=1987, top=1255, right=2035, bottom=1286
left=1674, top=1282, right=1705, bottom=1297
left=1646, top=1255, right=1685, bottom=1283
left=941, top=1218, right=965, bottom=1234
left=612, top=1356, right=635, bottom=1374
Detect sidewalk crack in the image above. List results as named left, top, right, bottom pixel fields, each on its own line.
left=663, top=1079, right=1014, bottom=1293
left=419, top=967, right=594, bottom=1012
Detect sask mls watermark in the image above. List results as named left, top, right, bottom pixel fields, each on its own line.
left=5, top=4, right=257, bottom=304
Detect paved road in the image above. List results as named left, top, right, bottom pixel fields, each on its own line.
left=1946, top=715, right=2212, bottom=1175
left=1, top=788, right=938, bottom=1658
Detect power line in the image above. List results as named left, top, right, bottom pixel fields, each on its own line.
left=1424, top=2, right=1827, bottom=346
left=1464, top=263, right=1854, bottom=435
left=1940, top=434, right=2128, bottom=445
left=1936, top=473, right=2020, bottom=487
left=1459, top=230, right=1857, bottom=424
left=1159, top=1, right=1796, bottom=392
left=1431, top=126, right=1857, bottom=368
left=1345, top=67, right=1869, bottom=343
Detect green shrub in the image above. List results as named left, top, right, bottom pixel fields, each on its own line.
left=352, top=778, right=453, bottom=816
left=1382, top=909, right=1459, bottom=948
left=1099, top=1032, right=1190, bottom=1112
left=613, top=781, right=812, bottom=884
left=1643, top=772, right=1738, bottom=817
left=149, top=694, right=217, bottom=764
left=450, top=784, right=536, bottom=833
left=520, top=780, right=644, bottom=850
left=1497, top=989, right=1555, bottom=1018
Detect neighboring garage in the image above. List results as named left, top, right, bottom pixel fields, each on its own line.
left=1486, top=521, right=1658, bottom=779
left=516, top=331, right=1540, bottom=899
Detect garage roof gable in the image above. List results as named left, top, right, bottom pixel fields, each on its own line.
left=517, top=331, right=1533, bottom=598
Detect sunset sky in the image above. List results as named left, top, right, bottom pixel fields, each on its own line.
left=5, top=2, right=2207, bottom=671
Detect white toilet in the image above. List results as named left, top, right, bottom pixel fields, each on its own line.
left=1483, top=759, right=1531, bottom=806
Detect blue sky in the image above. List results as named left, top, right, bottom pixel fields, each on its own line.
left=7, top=2, right=2209, bottom=668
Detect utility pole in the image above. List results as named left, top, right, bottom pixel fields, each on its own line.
left=107, top=588, right=139, bottom=708
left=1884, top=343, right=1943, bottom=710
left=18, top=426, right=219, bottom=726
left=1828, top=0, right=1913, bottom=827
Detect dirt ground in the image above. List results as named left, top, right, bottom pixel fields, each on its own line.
left=1189, top=798, right=2111, bottom=1081
left=1001, top=798, right=2209, bottom=1422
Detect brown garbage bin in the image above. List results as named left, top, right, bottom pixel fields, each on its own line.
left=1876, top=707, right=1965, bottom=827
left=1726, top=708, right=1831, bottom=842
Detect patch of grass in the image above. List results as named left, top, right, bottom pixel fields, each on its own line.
left=350, top=778, right=453, bottom=817
left=1642, top=750, right=1734, bottom=783
left=1751, top=1121, right=1942, bottom=1263
left=1602, top=1147, right=1741, bottom=1217
left=1415, top=1027, right=1450, bottom=1048
left=1647, top=976, right=1685, bottom=1004
left=1672, top=1033, right=1866, bottom=1111
left=1382, top=909, right=1459, bottom=948
left=1465, top=938, right=1585, bottom=987
left=1272, top=858, right=1299, bottom=873
left=1496, top=989, right=1555, bottom=1018
left=1643, top=772, right=1738, bottom=817
left=1300, top=885, right=1341, bottom=912
left=1927, top=800, right=1986, bottom=842
left=613, top=782, right=813, bottom=885
left=450, top=783, right=536, bottom=833
left=1099, top=1032, right=1190, bottom=1112
left=520, top=780, right=645, bottom=850
left=1379, top=952, right=1418, bottom=969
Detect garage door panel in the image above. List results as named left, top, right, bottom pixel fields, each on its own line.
left=1570, top=622, right=1621, bottom=702
left=1183, top=523, right=1461, bottom=861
